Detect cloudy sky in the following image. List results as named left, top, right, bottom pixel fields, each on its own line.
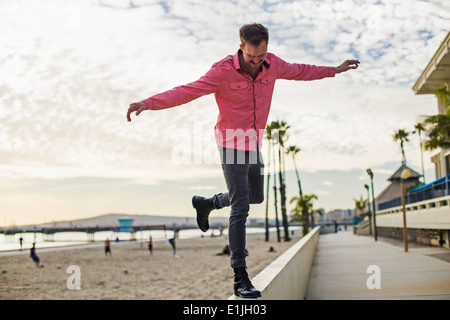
left=1, top=0, right=449, bottom=226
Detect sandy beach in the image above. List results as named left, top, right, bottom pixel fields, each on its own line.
left=0, top=229, right=302, bottom=300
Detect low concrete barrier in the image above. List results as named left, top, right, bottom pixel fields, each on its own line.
left=228, top=226, right=320, bottom=300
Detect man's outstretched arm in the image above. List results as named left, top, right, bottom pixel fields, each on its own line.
left=274, top=55, right=359, bottom=81
left=335, top=60, right=360, bottom=74
left=127, top=65, right=221, bottom=122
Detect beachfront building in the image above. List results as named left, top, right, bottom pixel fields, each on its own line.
left=373, top=32, right=450, bottom=247
left=376, top=164, right=422, bottom=211
left=412, top=31, right=450, bottom=179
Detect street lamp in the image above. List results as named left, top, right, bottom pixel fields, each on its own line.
left=401, top=168, right=411, bottom=252
left=364, top=184, right=372, bottom=236
left=366, top=169, right=378, bottom=241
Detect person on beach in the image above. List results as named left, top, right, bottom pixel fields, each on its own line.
left=127, top=23, right=359, bottom=298
left=30, top=243, right=41, bottom=268
left=168, top=237, right=176, bottom=257
left=148, top=236, right=153, bottom=256
left=216, top=244, right=231, bottom=256
left=104, top=238, right=112, bottom=257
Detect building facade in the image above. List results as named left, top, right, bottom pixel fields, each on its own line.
left=412, top=31, right=450, bottom=179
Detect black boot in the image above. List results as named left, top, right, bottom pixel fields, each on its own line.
left=233, top=267, right=261, bottom=298
left=192, top=196, right=215, bottom=232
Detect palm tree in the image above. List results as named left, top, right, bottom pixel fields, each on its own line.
left=264, top=123, right=273, bottom=242
left=268, top=121, right=281, bottom=242
left=290, top=194, right=318, bottom=235
left=274, top=120, right=291, bottom=241
left=421, top=86, right=450, bottom=152
left=286, top=145, right=303, bottom=199
left=393, top=129, right=410, bottom=165
left=422, top=115, right=450, bottom=150
left=413, top=122, right=426, bottom=183
left=352, top=195, right=367, bottom=219
left=310, top=208, right=323, bottom=229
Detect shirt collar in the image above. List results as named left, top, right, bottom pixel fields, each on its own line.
left=233, top=49, right=271, bottom=71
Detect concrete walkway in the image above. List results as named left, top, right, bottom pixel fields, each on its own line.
left=305, top=229, right=450, bottom=300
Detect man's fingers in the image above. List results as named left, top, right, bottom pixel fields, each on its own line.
left=336, top=60, right=360, bottom=74
left=127, top=103, right=138, bottom=122
left=346, top=60, right=360, bottom=69
left=127, top=102, right=146, bottom=121
left=135, top=105, right=145, bottom=116
left=127, top=107, right=133, bottom=122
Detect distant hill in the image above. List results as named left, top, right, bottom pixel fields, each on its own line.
left=19, top=213, right=229, bottom=229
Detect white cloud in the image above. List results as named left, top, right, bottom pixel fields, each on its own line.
left=314, top=189, right=331, bottom=196
left=0, top=0, right=448, bottom=223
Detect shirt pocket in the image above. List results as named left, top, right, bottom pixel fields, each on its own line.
left=230, top=81, right=248, bottom=90
left=260, top=77, right=273, bottom=85
left=229, top=81, right=249, bottom=103
left=260, top=76, right=275, bottom=98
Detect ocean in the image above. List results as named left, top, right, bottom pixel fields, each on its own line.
left=0, top=227, right=288, bottom=252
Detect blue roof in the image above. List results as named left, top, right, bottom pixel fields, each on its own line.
left=409, top=174, right=450, bottom=193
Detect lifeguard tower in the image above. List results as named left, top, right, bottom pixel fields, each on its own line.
left=117, top=218, right=136, bottom=240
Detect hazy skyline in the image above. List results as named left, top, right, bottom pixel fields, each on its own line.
left=1, top=0, right=449, bottom=226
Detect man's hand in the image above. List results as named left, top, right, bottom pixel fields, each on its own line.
left=127, top=101, right=147, bottom=122
left=335, top=60, right=360, bottom=74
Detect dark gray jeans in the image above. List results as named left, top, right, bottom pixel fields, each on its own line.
left=212, top=147, right=264, bottom=268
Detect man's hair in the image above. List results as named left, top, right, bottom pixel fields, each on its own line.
left=239, top=23, right=269, bottom=47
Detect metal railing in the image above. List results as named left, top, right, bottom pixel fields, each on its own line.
left=378, top=174, right=450, bottom=211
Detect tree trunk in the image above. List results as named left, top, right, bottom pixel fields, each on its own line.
left=273, top=184, right=281, bottom=242
left=272, top=144, right=281, bottom=242
left=278, top=148, right=290, bottom=241
left=293, top=161, right=303, bottom=198
left=279, top=171, right=289, bottom=241
left=264, top=143, right=271, bottom=242
left=303, top=208, right=310, bottom=235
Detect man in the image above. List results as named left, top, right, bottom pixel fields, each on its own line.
left=148, top=236, right=153, bottom=256
left=104, top=238, right=112, bottom=257
left=30, top=243, right=41, bottom=268
left=127, top=23, right=359, bottom=298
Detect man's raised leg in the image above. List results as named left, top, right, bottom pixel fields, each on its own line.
left=192, top=193, right=229, bottom=232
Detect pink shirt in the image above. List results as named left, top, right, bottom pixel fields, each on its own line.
left=144, top=50, right=336, bottom=151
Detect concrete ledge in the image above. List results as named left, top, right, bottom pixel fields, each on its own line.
left=228, top=226, right=320, bottom=300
